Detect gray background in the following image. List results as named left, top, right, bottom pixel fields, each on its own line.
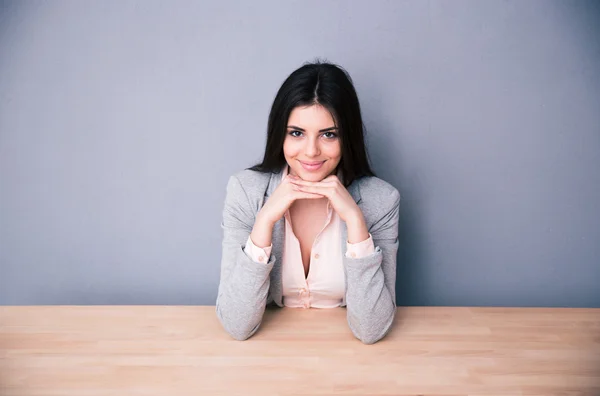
left=1, top=0, right=598, bottom=307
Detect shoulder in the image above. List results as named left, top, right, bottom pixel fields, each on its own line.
left=356, top=176, right=400, bottom=204
left=352, top=176, right=401, bottom=234
left=225, top=168, right=273, bottom=201
left=355, top=176, right=400, bottom=226
left=231, top=168, right=272, bottom=189
left=230, top=168, right=272, bottom=184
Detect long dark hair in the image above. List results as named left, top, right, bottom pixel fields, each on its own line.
left=248, top=59, right=376, bottom=187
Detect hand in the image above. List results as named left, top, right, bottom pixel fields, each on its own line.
left=288, top=174, right=362, bottom=224
left=256, top=174, right=325, bottom=227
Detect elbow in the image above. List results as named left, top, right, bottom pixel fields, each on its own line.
left=361, top=337, right=379, bottom=345
left=227, top=327, right=256, bottom=341
left=215, top=304, right=261, bottom=341
left=219, top=316, right=255, bottom=341
left=349, top=309, right=395, bottom=345
left=354, top=328, right=387, bottom=345
left=227, top=320, right=261, bottom=341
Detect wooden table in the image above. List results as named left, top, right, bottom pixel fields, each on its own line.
left=1, top=306, right=599, bottom=395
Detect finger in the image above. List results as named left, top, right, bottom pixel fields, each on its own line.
left=292, top=186, right=324, bottom=198
left=293, top=184, right=332, bottom=197
left=294, top=191, right=325, bottom=199
left=290, top=179, right=335, bottom=186
left=292, top=183, right=323, bottom=193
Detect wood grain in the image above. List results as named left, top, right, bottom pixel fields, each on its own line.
left=1, top=306, right=599, bottom=395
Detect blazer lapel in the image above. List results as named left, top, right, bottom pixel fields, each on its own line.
left=340, top=181, right=361, bottom=307
left=265, top=168, right=286, bottom=307
left=263, top=166, right=362, bottom=307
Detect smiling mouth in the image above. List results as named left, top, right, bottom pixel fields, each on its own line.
left=299, top=160, right=326, bottom=171
left=300, top=161, right=325, bottom=166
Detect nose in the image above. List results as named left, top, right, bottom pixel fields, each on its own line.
left=305, top=136, right=320, bottom=157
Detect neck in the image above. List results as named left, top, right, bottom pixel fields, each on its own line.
left=291, top=196, right=328, bottom=210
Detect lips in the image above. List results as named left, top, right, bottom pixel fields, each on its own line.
left=300, top=161, right=325, bottom=166
left=299, top=160, right=325, bottom=171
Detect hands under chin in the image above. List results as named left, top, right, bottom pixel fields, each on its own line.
left=289, top=174, right=370, bottom=243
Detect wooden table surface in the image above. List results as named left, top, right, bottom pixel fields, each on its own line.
left=1, top=306, right=599, bottom=396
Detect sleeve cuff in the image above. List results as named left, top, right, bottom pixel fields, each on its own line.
left=345, top=233, right=375, bottom=259
left=243, top=235, right=273, bottom=264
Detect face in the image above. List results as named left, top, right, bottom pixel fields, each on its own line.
left=283, top=104, right=342, bottom=182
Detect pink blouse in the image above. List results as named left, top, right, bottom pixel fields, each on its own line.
left=243, top=165, right=374, bottom=308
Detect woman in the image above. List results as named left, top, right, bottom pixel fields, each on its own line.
left=215, top=60, right=400, bottom=344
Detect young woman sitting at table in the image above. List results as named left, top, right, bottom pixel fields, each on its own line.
left=216, top=60, right=401, bottom=344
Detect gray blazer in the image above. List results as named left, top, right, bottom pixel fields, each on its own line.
left=215, top=166, right=401, bottom=344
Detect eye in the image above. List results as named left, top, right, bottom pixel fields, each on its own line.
left=289, top=130, right=303, bottom=138
left=323, top=132, right=338, bottom=139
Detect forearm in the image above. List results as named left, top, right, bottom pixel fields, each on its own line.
left=344, top=251, right=396, bottom=344
left=344, top=208, right=399, bottom=344
left=250, top=213, right=275, bottom=248
left=216, top=243, right=274, bottom=340
left=346, top=211, right=370, bottom=244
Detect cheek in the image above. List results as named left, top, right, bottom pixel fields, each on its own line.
left=283, top=141, right=290, bottom=157
left=283, top=139, right=299, bottom=158
left=326, top=142, right=342, bottom=158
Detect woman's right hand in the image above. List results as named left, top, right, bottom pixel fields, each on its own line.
left=257, top=174, right=325, bottom=227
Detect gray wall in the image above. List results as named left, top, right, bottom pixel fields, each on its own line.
left=1, top=0, right=599, bottom=307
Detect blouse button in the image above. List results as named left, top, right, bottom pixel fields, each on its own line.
left=258, top=255, right=265, bottom=262
left=314, top=253, right=320, bottom=259
left=299, top=288, right=306, bottom=295
left=350, top=252, right=357, bottom=258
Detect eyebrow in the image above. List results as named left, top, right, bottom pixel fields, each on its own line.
left=287, top=125, right=338, bottom=132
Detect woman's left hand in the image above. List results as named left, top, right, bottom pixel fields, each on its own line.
left=289, top=174, right=362, bottom=224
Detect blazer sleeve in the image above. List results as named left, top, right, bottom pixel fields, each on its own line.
left=244, top=235, right=273, bottom=264
left=345, top=233, right=375, bottom=259
left=343, top=189, right=400, bottom=344
left=215, top=175, right=275, bottom=340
